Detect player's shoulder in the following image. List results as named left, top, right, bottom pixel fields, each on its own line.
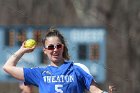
left=73, top=62, right=91, bottom=75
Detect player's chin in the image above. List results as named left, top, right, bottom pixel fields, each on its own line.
left=52, top=56, right=62, bottom=62
left=51, top=57, right=59, bottom=62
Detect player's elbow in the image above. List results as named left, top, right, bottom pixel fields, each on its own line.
left=3, top=65, right=11, bottom=73
left=3, top=65, right=24, bottom=80
left=3, top=65, right=8, bottom=72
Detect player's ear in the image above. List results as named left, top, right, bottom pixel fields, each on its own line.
left=61, top=44, right=64, bottom=51
left=43, top=48, right=47, bottom=54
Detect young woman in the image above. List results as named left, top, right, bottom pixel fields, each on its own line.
left=3, top=27, right=110, bottom=93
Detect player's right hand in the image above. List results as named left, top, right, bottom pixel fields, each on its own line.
left=19, top=41, right=36, bottom=53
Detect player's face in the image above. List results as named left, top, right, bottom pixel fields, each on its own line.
left=43, top=36, right=64, bottom=64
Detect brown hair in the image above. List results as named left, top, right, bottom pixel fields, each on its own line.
left=42, top=27, right=70, bottom=60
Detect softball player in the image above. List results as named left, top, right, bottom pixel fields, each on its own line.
left=3, top=27, right=109, bottom=93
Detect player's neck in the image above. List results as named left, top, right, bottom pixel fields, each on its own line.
left=50, top=60, right=64, bottom=67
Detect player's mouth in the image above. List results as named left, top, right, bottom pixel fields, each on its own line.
left=52, top=53, right=59, bottom=57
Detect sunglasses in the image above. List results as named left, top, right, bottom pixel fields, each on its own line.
left=45, top=44, right=63, bottom=50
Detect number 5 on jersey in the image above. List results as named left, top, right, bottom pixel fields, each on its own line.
left=55, top=84, right=63, bottom=93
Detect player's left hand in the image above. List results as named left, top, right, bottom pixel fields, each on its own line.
left=108, top=84, right=116, bottom=93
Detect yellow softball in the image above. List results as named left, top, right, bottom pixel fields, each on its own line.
left=24, top=39, right=37, bottom=48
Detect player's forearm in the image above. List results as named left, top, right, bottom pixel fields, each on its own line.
left=3, top=49, right=25, bottom=70
left=3, top=49, right=25, bottom=80
left=89, top=88, right=107, bottom=93
left=89, top=81, right=108, bottom=93
left=89, top=85, right=103, bottom=93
